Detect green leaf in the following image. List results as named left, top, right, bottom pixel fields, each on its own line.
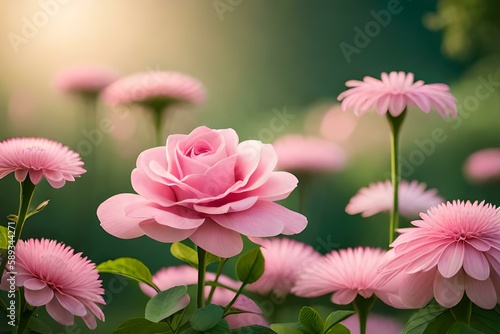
left=114, top=318, right=154, bottom=333
left=299, top=306, right=324, bottom=333
left=189, top=304, right=224, bottom=331
left=145, top=285, right=190, bottom=323
left=403, top=304, right=448, bottom=334
left=423, top=310, right=455, bottom=334
left=324, top=310, right=355, bottom=333
left=27, top=316, right=53, bottom=334
left=97, top=257, right=159, bottom=292
left=235, top=248, right=265, bottom=284
left=0, top=226, right=8, bottom=249
left=231, top=325, right=277, bottom=333
left=469, top=304, right=500, bottom=334
left=171, top=242, right=222, bottom=269
left=271, top=323, right=314, bottom=334
left=206, top=319, right=231, bottom=334
left=446, top=322, right=483, bottom=334
left=26, top=199, right=50, bottom=218
left=324, top=324, right=350, bottom=334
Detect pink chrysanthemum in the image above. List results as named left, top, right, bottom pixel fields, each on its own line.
left=54, top=65, right=119, bottom=95
left=140, top=265, right=268, bottom=328
left=346, top=180, right=445, bottom=219
left=292, top=247, right=402, bottom=306
left=102, top=71, right=206, bottom=109
left=337, top=71, right=456, bottom=117
left=341, top=314, right=402, bottom=334
left=2, top=239, right=105, bottom=328
left=246, top=238, right=321, bottom=298
left=0, top=138, right=85, bottom=188
left=274, top=135, right=346, bottom=172
left=464, top=148, right=500, bottom=182
left=382, top=200, right=500, bottom=309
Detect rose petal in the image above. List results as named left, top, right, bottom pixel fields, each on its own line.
left=138, top=219, right=197, bottom=242
left=189, top=219, right=243, bottom=258
left=97, top=194, right=146, bottom=239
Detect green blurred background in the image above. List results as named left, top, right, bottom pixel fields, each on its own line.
left=1, top=0, right=500, bottom=332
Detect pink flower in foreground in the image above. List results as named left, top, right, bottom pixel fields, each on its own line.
left=341, top=314, right=402, bottom=334
left=382, top=200, right=500, bottom=309
left=54, top=65, right=119, bottom=95
left=97, top=126, right=307, bottom=258
left=346, top=180, right=445, bottom=219
left=140, top=265, right=268, bottom=328
left=337, top=71, right=456, bottom=117
left=246, top=238, right=321, bottom=298
left=292, top=247, right=402, bottom=306
left=273, top=135, right=346, bottom=172
left=1, top=239, right=105, bottom=329
left=0, top=138, right=86, bottom=188
left=102, top=71, right=206, bottom=109
left=464, top=148, right=500, bottom=182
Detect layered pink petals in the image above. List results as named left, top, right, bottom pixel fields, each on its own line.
left=346, top=180, right=445, bottom=219
left=0, top=138, right=85, bottom=188
left=97, top=126, right=307, bottom=258
left=1, top=239, right=105, bottom=329
left=54, top=65, right=118, bottom=95
left=382, top=200, right=500, bottom=309
left=337, top=71, right=456, bottom=117
left=464, top=148, right=500, bottom=182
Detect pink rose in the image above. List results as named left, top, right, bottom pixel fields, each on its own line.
left=97, top=126, right=307, bottom=257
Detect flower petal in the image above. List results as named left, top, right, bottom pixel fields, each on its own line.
left=97, top=194, right=147, bottom=239
left=433, top=271, right=464, bottom=308
left=189, top=219, right=243, bottom=258
left=465, top=275, right=497, bottom=309
left=25, top=285, right=54, bottom=306
left=46, top=298, right=75, bottom=326
left=138, top=219, right=196, bottom=242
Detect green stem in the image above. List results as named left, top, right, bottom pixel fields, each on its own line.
left=223, top=283, right=247, bottom=315
left=197, top=247, right=207, bottom=309
left=152, top=106, right=165, bottom=146
left=386, top=110, right=406, bottom=245
left=207, top=259, right=227, bottom=304
left=450, top=296, right=472, bottom=325
left=353, top=295, right=376, bottom=334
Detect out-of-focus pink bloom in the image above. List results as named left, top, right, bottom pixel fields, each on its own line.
left=342, top=314, right=403, bottom=334
left=346, top=180, right=445, bottom=219
left=337, top=71, right=456, bottom=117
left=97, top=126, right=307, bottom=258
left=464, top=148, right=500, bottom=182
left=273, top=135, right=346, bottom=172
left=246, top=238, right=320, bottom=298
left=102, top=71, right=206, bottom=109
left=381, top=200, right=500, bottom=309
left=140, top=265, right=268, bottom=328
left=292, top=247, right=402, bottom=307
left=54, top=65, right=119, bottom=95
left=0, top=137, right=85, bottom=188
left=320, top=104, right=358, bottom=142
left=1, top=239, right=105, bottom=329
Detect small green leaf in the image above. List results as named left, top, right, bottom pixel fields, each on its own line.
left=114, top=318, right=154, bottom=333
left=403, top=304, right=447, bottom=334
left=0, top=226, right=8, bottom=249
left=97, top=257, right=159, bottom=292
left=27, top=316, right=53, bottom=334
left=189, top=304, right=224, bottom=331
left=324, top=324, right=350, bottom=334
left=235, top=248, right=265, bottom=284
left=469, top=304, right=500, bottom=334
left=324, top=310, right=355, bottom=333
left=27, top=199, right=50, bottom=218
left=145, top=285, right=190, bottom=323
left=171, top=242, right=199, bottom=268
left=271, top=323, right=314, bottom=334
left=231, top=325, right=277, bottom=333
left=299, top=306, right=324, bottom=333
left=140, top=323, right=174, bottom=334
left=206, top=319, right=231, bottom=334
left=447, top=322, right=483, bottom=334
left=423, top=310, right=455, bottom=334
left=6, top=214, right=17, bottom=222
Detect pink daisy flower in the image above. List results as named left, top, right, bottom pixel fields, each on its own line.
left=337, top=71, right=456, bottom=117
left=54, top=65, right=119, bottom=95
left=273, top=135, right=346, bottom=172
left=0, top=138, right=86, bottom=188
left=381, top=200, right=500, bottom=309
left=2, top=239, right=105, bottom=329
left=140, top=265, right=268, bottom=328
left=102, top=71, right=206, bottom=109
left=464, top=148, right=500, bottom=182
left=346, top=180, right=445, bottom=219
left=246, top=238, right=321, bottom=298
left=341, top=314, right=402, bottom=334
left=292, top=247, right=402, bottom=307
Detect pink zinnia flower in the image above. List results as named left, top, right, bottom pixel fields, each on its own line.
left=102, top=71, right=206, bottom=109
left=97, top=126, right=307, bottom=258
left=246, top=238, right=321, bottom=298
left=273, top=135, right=346, bottom=172
left=341, top=314, right=402, bottom=334
left=382, top=200, right=500, bottom=309
left=346, top=180, right=445, bottom=219
left=320, top=104, right=358, bottom=142
left=292, top=247, right=402, bottom=306
left=337, top=71, right=457, bottom=117
left=140, top=265, right=268, bottom=328
left=54, top=65, right=119, bottom=95
left=0, top=138, right=86, bottom=188
left=464, top=148, right=500, bottom=182
left=1, top=239, right=105, bottom=329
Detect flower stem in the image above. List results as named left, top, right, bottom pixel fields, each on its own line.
left=386, top=110, right=406, bottom=245
left=197, top=247, right=207, bottom=308
left=353, top=295, right=376, bottom=334
left=207, top=259, right=227, bottom=304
